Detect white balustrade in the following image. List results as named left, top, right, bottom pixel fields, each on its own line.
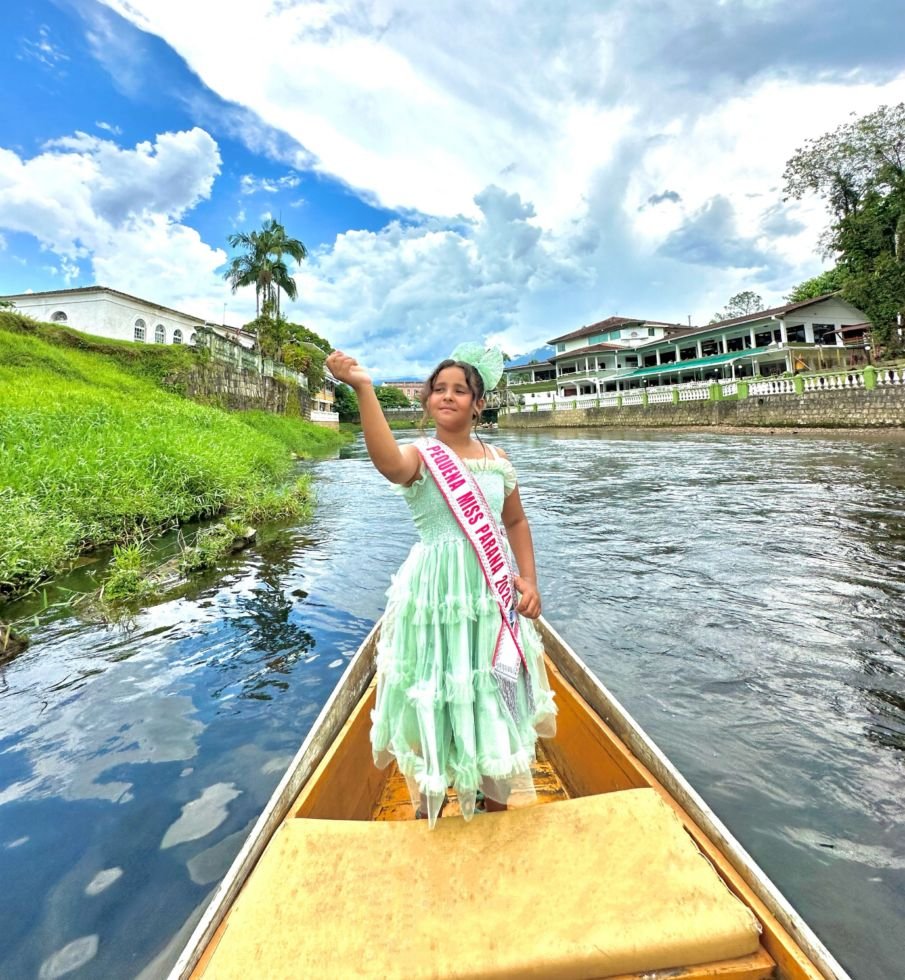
left=678, top=384, right=710, bottom=401
left=876, top=367, right=904, bottom=386
left=748, top=378, right=795, bottom=395
left=647, top=388, right=673, bottom=403
left=500, top=364, right=903, bottom=415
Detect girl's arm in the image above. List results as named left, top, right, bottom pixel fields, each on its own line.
left=501, top=485, right=542, bottom=620
left=326, top=351, right=421, bottom=485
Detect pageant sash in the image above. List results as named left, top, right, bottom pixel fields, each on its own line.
left=416, top=438, right=533, bottom=723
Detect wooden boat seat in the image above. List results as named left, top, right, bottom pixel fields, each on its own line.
left=195, top=787, right=766, bottom=979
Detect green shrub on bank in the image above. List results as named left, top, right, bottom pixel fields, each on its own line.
left=0, top=320, right=344, bottom=597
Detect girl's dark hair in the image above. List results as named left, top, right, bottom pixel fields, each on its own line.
left=419, top=359, right=485, bottom=430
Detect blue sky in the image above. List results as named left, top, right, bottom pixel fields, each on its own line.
left=2, top=0, right=905, bottom=378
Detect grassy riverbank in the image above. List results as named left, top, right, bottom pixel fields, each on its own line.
left=0, top=313, right=350, bottom=599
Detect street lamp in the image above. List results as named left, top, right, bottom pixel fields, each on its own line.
left=864, top=342, right=872, bottom=365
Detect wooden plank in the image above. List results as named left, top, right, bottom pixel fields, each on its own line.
left=606, top=947, right=776, bottom=980
left=292, top=680, right=384, bottom=820
left=539, top=620, right=848, bottom=980
left=371, top=747, right=569, bottom=821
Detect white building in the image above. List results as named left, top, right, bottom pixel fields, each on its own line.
left=508, top=294, right=872, bottom=407
left=0, top=285, right=256, bottom=349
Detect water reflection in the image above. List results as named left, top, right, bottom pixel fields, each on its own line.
left=0, top=428, right=903, bottom=979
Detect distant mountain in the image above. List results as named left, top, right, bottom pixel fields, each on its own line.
left=505, top=344, right=555, bottom=368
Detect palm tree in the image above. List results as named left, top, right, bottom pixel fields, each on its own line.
left=223, top=219, right=307, bottom=319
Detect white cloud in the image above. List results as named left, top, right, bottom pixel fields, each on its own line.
left=292, top=185, right=594, bottom=378
left=19, top=24, right=69, bottom=72
left=9, top=1, right=905, bottom=367
left=0, top=128, right=236, bottom=321
left=89, top=3, right=905, bottom=341
left=96, top=121, right=123, bottom=135
left=239, top=173, right=301, bottom=195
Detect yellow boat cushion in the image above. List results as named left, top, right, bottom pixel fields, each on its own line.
left=200, top=788, right=761, bottom=979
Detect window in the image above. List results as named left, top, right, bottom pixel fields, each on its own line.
left=50, top=310, right=68, bottom=323
left=643, top=354, right=658, bottom=367
left=134, top=319, right=146, bottom=342
left=155, top=324, right=166, bottom=343
left=727, top=336, right=745, bottom=352
left=680, top=346, right=697, bottom=361
left=786, top=323, right=806, bottom=343
left=189, top=333, right=197, bottom=346
left=813, top=323, right=835, bottom=344
left=660, top=350, right=676, bottom=364
left=556, top=343, right=566, bottom=352
left=754, top=330, right=772, bottom=347
left=173, top=329, right=183, bottom=345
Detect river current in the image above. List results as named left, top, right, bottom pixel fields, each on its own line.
left=1, top=428, right=903, bottom=979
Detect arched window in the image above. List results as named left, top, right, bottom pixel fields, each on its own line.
left=155, top=324, right=165, bottom=344
left=134, top=319, right=146, bottom=342
left=50, top=310, right=68, bottom=323
left=172, top=329, right=183, bottom=345
left=189, top=333, right=197, bottom=346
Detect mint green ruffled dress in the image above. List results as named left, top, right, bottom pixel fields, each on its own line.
left=370, top=442, right=557, bottom=827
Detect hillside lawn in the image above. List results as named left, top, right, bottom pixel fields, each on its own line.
left=0, top=311, right=349, bottom=599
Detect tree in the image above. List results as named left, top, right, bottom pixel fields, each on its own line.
left=247, top=314, right=329, bottom=393
left=333, top=383, right=359, bottom=421
left=785, top=267, right=849, bottom=303
left=223, top=219, right=307, bottom=320
left=710, top=291, right=764, bottom=322
left=283, top=342, right=326, bottom=395
left=784, top=103, right=905, bottom=346
left=375, top=385, right=414, bottom=409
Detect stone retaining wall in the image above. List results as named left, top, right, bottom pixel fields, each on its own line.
left=173, top=363, right=310, bottom=417
left=501, top=387, right=905, bottom=429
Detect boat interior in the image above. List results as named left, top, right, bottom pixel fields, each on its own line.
left=188, top=652, right=825, bottom=980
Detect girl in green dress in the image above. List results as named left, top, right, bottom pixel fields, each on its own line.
left=325, top=345, right=556, bottom=827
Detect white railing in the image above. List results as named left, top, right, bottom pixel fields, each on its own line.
left=646, top=388, right=673, bottom=404
left=801, top=372, right=863, bottom=391
left=502, top=364, right=904, bottom=416
left=875, top=367, right=905, bottom=386
left=747, top=378, right=795, bottom=395
left=678, top=384, right=710, bottom=401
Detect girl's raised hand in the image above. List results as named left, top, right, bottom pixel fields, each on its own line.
left=326, top=350, right=372, bottom=390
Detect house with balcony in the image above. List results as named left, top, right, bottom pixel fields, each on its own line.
left=509, top=295, right=870, bottom=406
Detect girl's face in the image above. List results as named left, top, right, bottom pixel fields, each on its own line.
left=429, top=366, right=482, bottom=427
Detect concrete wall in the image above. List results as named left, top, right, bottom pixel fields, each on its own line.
left=501, top=387, right=905, bottom=430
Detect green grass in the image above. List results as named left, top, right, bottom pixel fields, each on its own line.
left=0, top=313, right=348, bottom=598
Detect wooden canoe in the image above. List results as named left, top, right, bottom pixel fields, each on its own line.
left=169, top=617, right=851, bottom=980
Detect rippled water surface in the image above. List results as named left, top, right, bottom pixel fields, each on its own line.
left=1, top=428, right=903, bottom=979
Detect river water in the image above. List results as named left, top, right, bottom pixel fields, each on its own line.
left=1, top=428, right=903, bottom=979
